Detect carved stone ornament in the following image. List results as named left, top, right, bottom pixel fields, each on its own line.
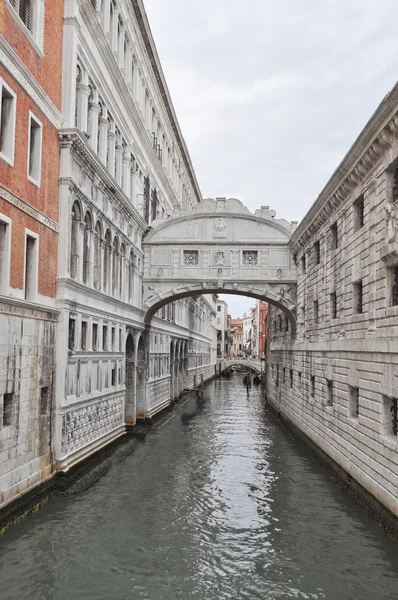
left=385, top=201, right=397, bottom=243
left=277, top=268, right=283, bottom=279
left=214, top=250, right=225, bottom=266
left=218, top=279, right=224, bottom=288
left=157, top=267, right=163, bottom=277
left=213, top=217, right=227, bottom=237
left=217, top=267, right=223, bottom=277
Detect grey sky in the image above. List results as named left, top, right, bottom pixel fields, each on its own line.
left=145, top=0, right=398, bottom=317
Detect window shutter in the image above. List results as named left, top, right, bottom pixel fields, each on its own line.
left=26, top=0, right=35, bottom=34
left=9, top=0, right=18, bottom=9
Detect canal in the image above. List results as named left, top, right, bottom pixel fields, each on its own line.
left=1, top=377, right=398, bottom=599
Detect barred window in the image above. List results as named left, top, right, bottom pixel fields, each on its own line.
left=183, top=250, right=199, bottom=266
left=392, top=266, right=398, bottom=306
left=242, top=250, right=258, bottom=266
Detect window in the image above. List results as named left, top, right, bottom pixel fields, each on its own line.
left=242, top=250, right=258, bottom=266
left=290, top=369, right=293, bottom=387
left=111, top=365, right=116, bottom=387
left=183, top=250, right=198, bottom=266
left=0, top=215, right=11, bottom=294
left=283, top=367, right=286, bottom=384
left=81, top=321, right=87, bottom=350
left=68, top=318, right=75, bottom=351
left=330, top=222, right=338, bottom=250
left=330, top=292, right=337, bottom=319
left=314, top=240, right=320, bottom=265
left=217, top=305, right=221, bottom=312
left=311, top=375, right=315, bottom=397
left=2, top=392, right=14, bottom=426
left=27, top=112, right=42, bottom=186
left=393, top=168, right=398, bottom=204
left=353, top=195, right=364, bottom=231
left=301, top=253, right=306, bottom=273
left=391, top=266, right=398, bottom=306
left=285, top=317, right=289, bottom=332
left=103, top=325, right=108, bottom=351
left=0, top=80, right=16, bottom=165
left=349, top=386, right=359, bottom=418
left=313, top=300, right=319, bottom=324
left=354, top=281, right=363, bottom=314
left=326, top=380, right=333, bottom=406
left=24, top=232, right=38, bottom=300
left=382, top=396, right=398, bottom=437
left=40, top=386, right=48, bottom=415
left=298, top=371, right=302, bottom=392
left=92, top=323, right=98, bottom=350
left=112, top=326, right=115, bottom=350
left=276, top=365, right=279, bottom=387
left=9, top=0, right=35, bottom=33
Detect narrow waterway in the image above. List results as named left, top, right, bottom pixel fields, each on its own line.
left=1, top=377, right=398, bottom=600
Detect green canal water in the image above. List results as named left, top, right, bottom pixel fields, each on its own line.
left=1, top=377, right=398, bottom=599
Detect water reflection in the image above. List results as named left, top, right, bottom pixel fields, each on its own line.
left=0, top=376, right=398, bottom=600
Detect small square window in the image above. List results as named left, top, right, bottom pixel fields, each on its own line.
left=3, top=392, right=14, bottom=426
left=27, top=112, right=43, bottom=186
left=391, top=267, right=398, bottom=306
left=0, top=80, right=16, bottom=166
left=183, top=250, right=199, bottom=266
left=242, top=250, right=258, bottom=266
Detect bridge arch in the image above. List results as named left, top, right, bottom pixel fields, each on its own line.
left=142, top=197, right=298, bottom=333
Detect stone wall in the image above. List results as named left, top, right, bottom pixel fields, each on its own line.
left=269, top=83, right=398, bottom=518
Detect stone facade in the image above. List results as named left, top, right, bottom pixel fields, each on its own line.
left=269, top=82, right=398, bottom=518
left=0, top=0, right=63, bottom=507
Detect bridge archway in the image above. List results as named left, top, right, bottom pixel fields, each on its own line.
left=142, top=197, right=298, bottom=332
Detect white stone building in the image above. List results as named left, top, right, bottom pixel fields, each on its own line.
left=216, top=299, right=228, bottom=357
left=55, top=0, right=215, bottom=472
left=269, top=82, right=398, bottom=519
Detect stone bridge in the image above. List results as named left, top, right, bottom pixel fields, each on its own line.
left=216, top=357, right=264, bottom=375
left=142, top=197, right=298, bottom=332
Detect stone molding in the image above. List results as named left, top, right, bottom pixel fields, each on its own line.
left=0, top=184, right=59, bottom=232
left=291, top=84, right=398, bottom=252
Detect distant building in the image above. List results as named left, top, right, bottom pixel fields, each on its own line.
left=230, top=318, right=243, bottom=355
left=258, top=301, right=268, bottom=358
left=216, top=299, right=228, bottom=357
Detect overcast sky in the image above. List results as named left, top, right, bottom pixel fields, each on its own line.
left=145, top=0, right=398, bottom=317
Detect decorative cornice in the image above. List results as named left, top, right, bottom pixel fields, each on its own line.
left=0, top=37, right=63, bottom=128
left=59, top=128, right=148, bottom=234
left=130, top=0, right=202, bottom=205
left=291, top=84, right=398, bottom=253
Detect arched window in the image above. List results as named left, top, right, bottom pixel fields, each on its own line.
left=120, top=243, right=125, bottom=298
left=104, top=229, right=111, bottom=293
left=94, top=221, right=102, bottom=290
left=70, top=201, right=81, bottom=279
left=112, top=236, right=119, bottom=296
left=83, top=211, right=92, bottom=285
left=129, top=250, right=134, bottom=302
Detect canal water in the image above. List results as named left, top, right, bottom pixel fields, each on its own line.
left=1, top=377, right=398, bottom=600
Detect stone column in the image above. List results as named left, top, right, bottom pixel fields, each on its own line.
left=77, top=222, right=85, bottom=283
left=118, top=24, right=126, bottom=71
left=111, top=6, right=119, bottom=55
left=115, top=142, right=123, bottom=187
left=88, top=90, right=101, bottom=154
left=88, top=227, right=95, bottom=288
left=107, top=125, right=116, bottom=178
left=76, top=83, right=90, bottom=133
left=122, top=153, right=130, bottom=196
left=125, top=42, right=132, bottom=89
left=98, top=112, right=109, bottom=164
left=102, top=0, right=111, bottom=39
left=130, top=160, right=136, bottom=206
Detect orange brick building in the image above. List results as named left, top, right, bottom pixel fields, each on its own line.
left=0, top=0, right=64, bottom=508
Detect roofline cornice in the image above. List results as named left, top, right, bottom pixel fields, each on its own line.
left=291, top=81, right=398, bottom=252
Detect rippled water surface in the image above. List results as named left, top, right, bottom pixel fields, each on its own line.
left=1, top=377, right=398, bottom=600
